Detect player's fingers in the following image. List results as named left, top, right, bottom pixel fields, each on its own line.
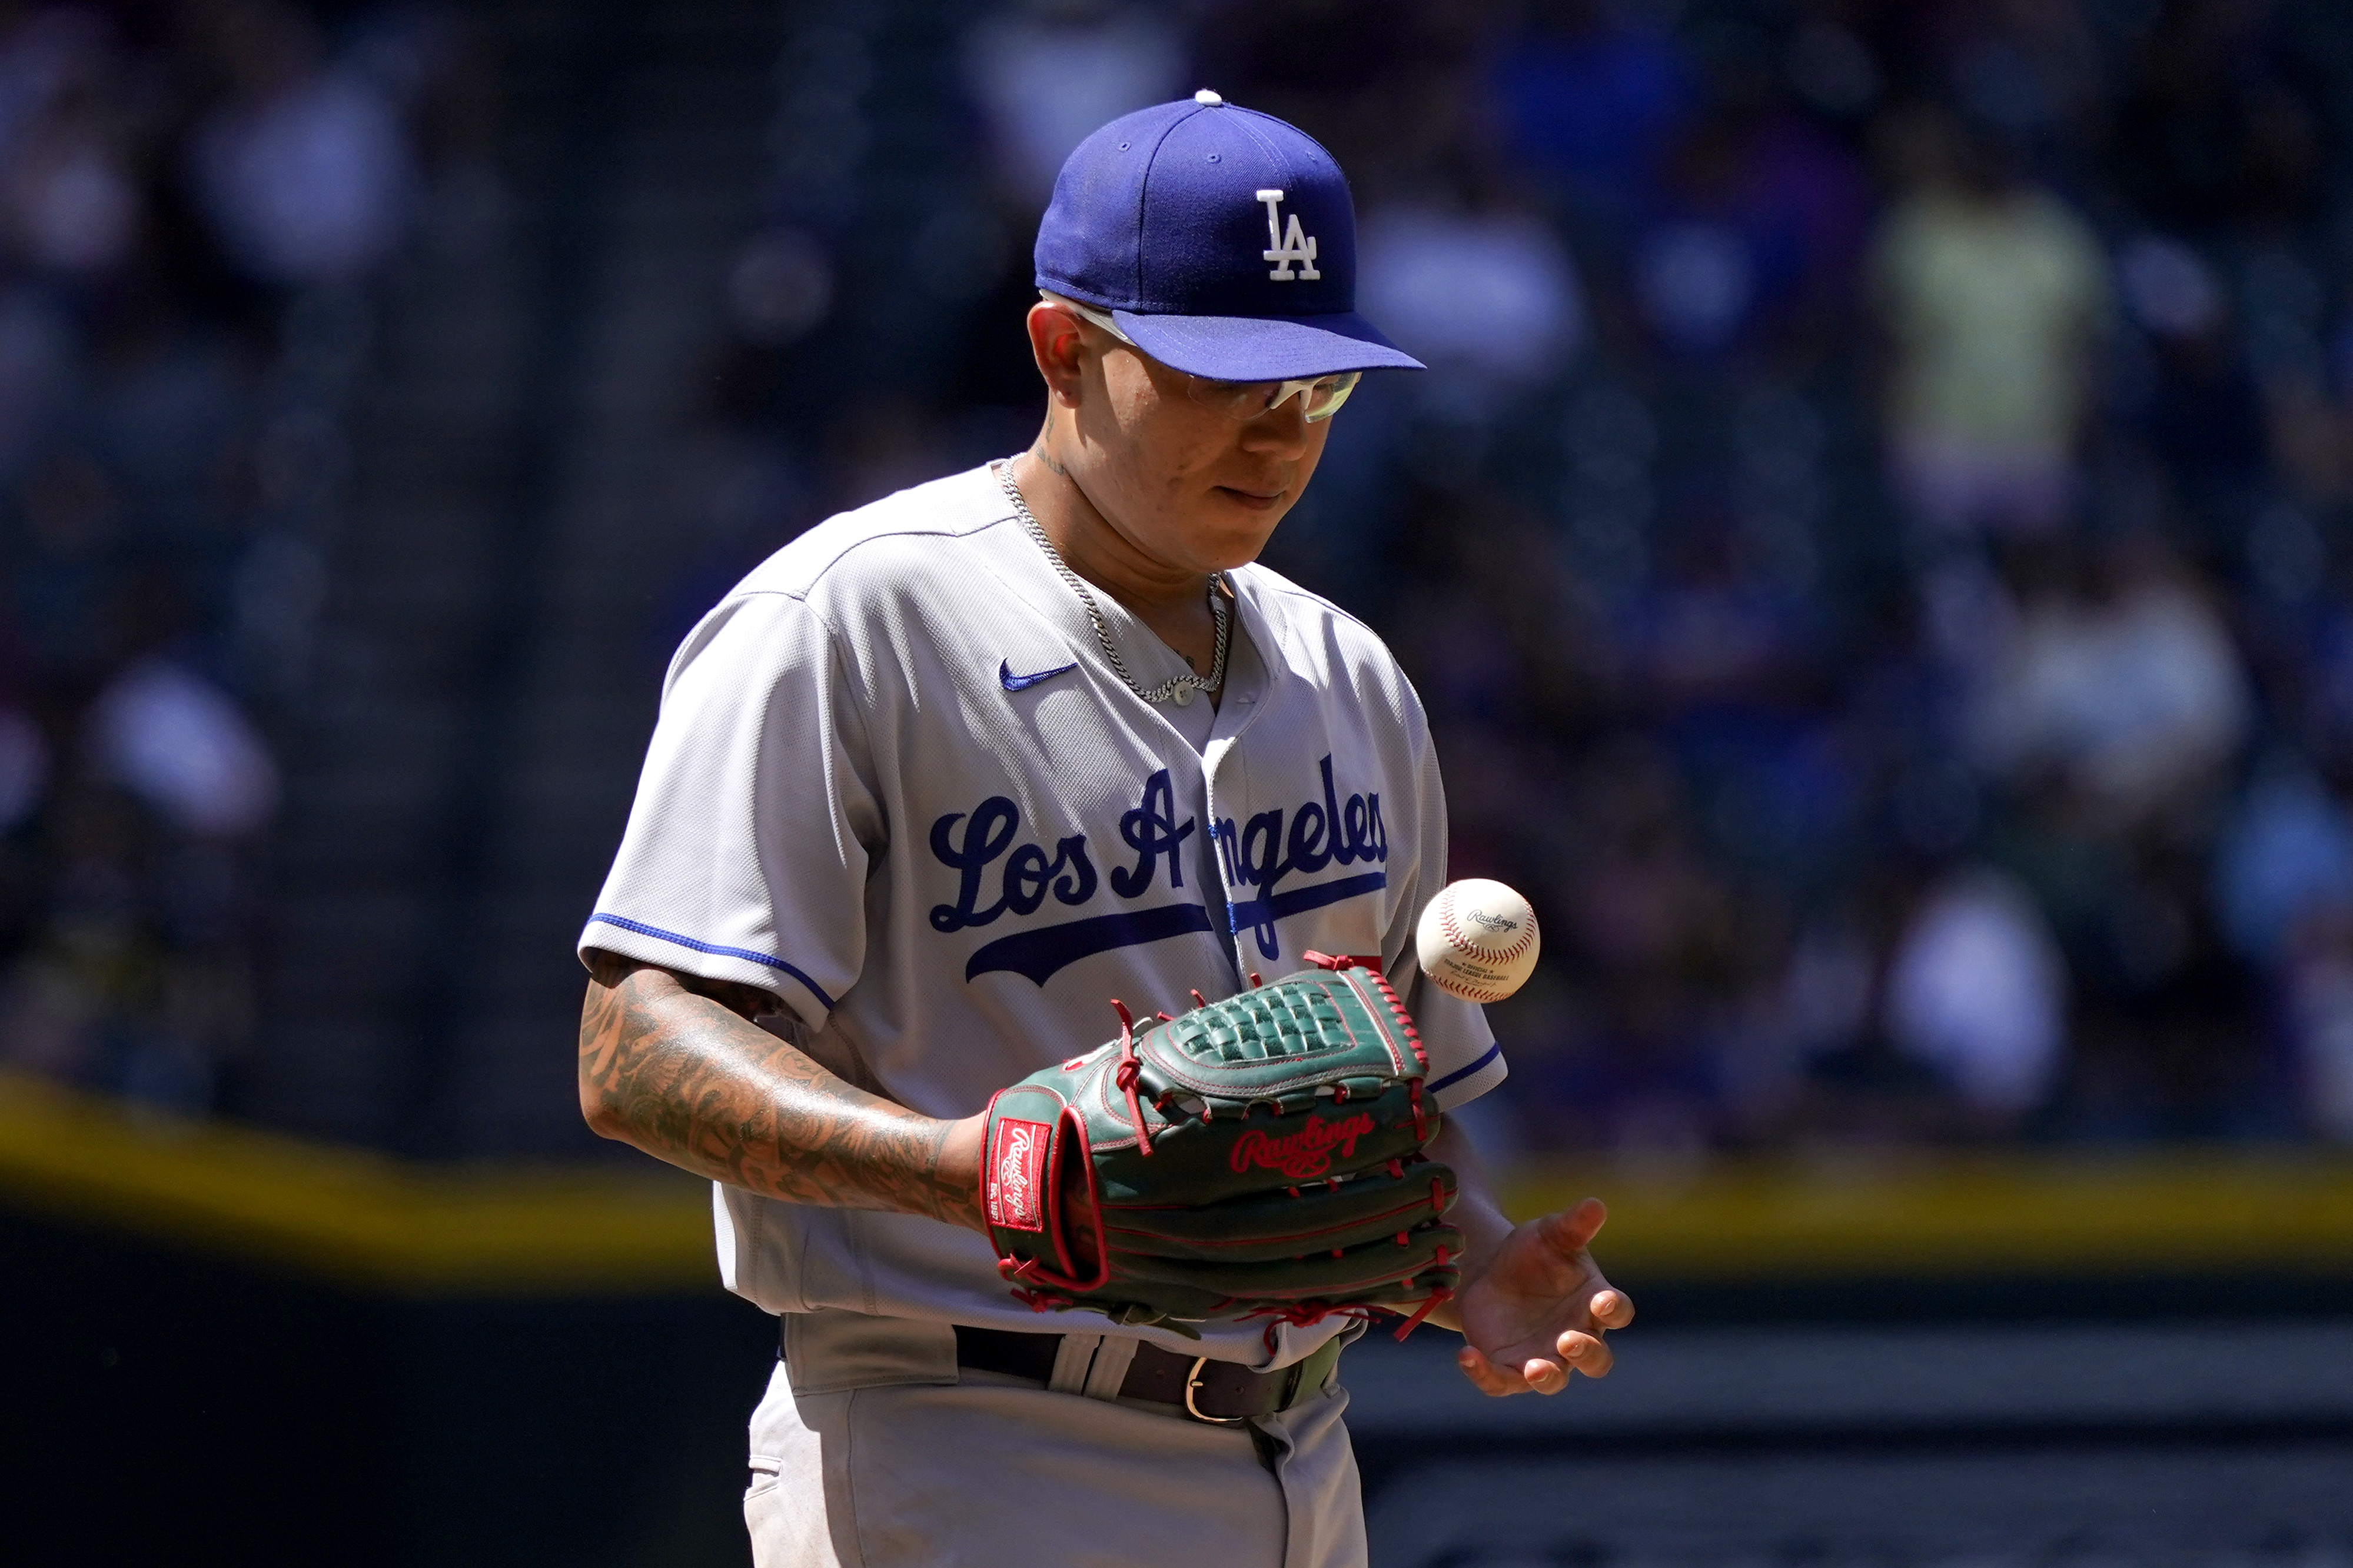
left=1537, top=1197, right=1609, bottom=1258
left=1456, top=1345, right=1528, bottom=1397
left=1559, top=1330, right=1613, bottom=1379
left=1591, top=1287, right=1636, bottom=1330
left=1521, top=1356, right=1569, bottom=1394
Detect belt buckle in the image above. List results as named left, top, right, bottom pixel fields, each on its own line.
left=1182, top=1356, right=1248, bottom=1425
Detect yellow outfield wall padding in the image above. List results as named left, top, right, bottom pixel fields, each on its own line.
left=7, top=1070, right=2353, bottom=1293
left=1503, top=1153, right=2353, bottom=1278
left=0, top=1070, right=716, bottom=1294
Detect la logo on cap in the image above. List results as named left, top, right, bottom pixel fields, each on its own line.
left=1257, top=190, right=1320, bottom=282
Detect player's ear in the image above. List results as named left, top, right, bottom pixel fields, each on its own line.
left=1027, top=301, right=1089, bottom=409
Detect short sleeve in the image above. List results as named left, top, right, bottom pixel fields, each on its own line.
left=579, top=591, right=880, bottom=1028
left=1378, top=706, right=1505, bottom=1111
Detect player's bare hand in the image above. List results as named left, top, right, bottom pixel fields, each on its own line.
left=1451, top=1197, right=1633, bottom=1397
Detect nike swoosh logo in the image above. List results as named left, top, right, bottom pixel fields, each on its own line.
left=1000, top=658, right=1078, bottom=693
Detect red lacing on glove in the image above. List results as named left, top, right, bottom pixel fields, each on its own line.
left=1304, top=950, right=1389, bottom=977
left=1367, top=967, right=1427, bottom=1068
left=1430, top=1176, right=1447, bottom=1216
left=998, top=1257, right=1078, bottom=1314
left=1189, top=989, right=1208, bottom=1009
left=1410, top=1079, right=1427, bottom=1142
left=1310, top=953, right=1428, bottom=1071
left=1391, top=1247, right=1455, bottom=1340
left=1108, top=998, right=1153, bottom=1157
left=1239, top=1301, right=1377, bottom=1356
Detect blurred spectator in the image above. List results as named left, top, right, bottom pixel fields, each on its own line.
left=2281, top=911, right=2353, bottom=1141
left=0, top=9, right=139, bottom=277
left=2116, top=236, right=2271, bottom=526
left=0, top=700, right=45, bottom=830
left=2214, top=763, right=2353, bottom=970
left=1355, top=198, right=1584, bottom=402
left=0, top=0, right=443, bottom=1124
left=1966, top=539, right=2249, bottom=825
left=2109, top=0, right=2323, bottom=236
left=86, top=658, right=278, bottom=839
left=2215, top=766, right=2353, bottom=1140
left=724, top=228, right=835, bottom=348
left=186, top=0, right=415, bottom=286
left=1191, top=0, right=1479, bottom=193
left=1884, top=866, right=2068, bottom=1118
left=964, top=0, right=1184, bottom=204
left=1869, top=108, right=2107, bottom=535
left=1627, top=51, right=1869, bottom=362
left=1489, top=1, right=1694, bottom=228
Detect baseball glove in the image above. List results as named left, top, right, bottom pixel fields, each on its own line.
left=979, top=953, right=1461, bottom=1340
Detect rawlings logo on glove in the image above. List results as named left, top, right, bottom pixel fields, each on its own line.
left=1229, top=1112, right=1377, bottom=1178
left=986, top=1119, right=1051, bottom=1231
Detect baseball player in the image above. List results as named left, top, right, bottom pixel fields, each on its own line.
left=576, top=92, right=1632, bottom=1567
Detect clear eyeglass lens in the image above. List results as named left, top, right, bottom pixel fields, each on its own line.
left=1189, top=370, right=1360, bottom=424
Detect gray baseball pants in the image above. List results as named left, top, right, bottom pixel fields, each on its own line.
left=745, top=1309, right=1368, bottom=1567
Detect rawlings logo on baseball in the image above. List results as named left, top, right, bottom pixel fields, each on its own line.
left=1228, top=1111, right=1377, bottom=1178
left=986, top=1118, right=1051, bottom=1231
left=1415, top=879, right=1541, bottom=1003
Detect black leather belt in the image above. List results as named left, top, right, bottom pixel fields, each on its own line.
left=953, top=1325, right=1341, bottom=1424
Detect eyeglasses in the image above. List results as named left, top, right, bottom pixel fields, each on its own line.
left=1046, top=294, right=1360, bottom=424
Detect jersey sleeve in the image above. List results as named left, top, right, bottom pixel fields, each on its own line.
left=579, top=590, right=880, bottom=1028
left=1379, top=706, right=1505, bottom=1111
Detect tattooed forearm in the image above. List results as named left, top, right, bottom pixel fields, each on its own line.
left=577, top=952, right=984, bottom=1230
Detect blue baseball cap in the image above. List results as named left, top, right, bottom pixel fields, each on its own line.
left=1035, top=91, right=1424, bottom=383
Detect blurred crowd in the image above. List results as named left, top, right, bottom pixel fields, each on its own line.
left=703, top=0, right=2353, bottom=1154
left=0, top=1, right=477, bottom=1115
left=9, top=0, right=2349, bottom=1160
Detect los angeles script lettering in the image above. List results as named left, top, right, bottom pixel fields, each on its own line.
left=1211, top=755, right=1387, bottom=909
left=929, top=769, right=1190, bottom=933
left=1228, top=1111, right=1377, bottom=1179
left=928, top=758, right=1387, bottom=941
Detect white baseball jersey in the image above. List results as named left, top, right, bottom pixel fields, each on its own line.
left=579, top=461, right=1505, bottom=1369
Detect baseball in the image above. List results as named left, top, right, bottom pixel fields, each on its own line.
left=1415, top=879, right=1540, bottom=1003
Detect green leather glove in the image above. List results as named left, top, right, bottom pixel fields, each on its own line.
left=979, top=954, right=1461, bottom=1339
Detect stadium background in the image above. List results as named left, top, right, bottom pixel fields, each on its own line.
left=1, top=1, right=2349, bottom=1563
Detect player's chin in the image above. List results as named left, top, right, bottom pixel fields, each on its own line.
left=1199, top=488, right=1292, bottom=560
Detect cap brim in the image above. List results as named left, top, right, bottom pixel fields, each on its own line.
left=1112, top=308, right=1425, bottom=381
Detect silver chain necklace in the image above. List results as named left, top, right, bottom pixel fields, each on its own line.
left=995, top=460, right=1229, bottom=707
